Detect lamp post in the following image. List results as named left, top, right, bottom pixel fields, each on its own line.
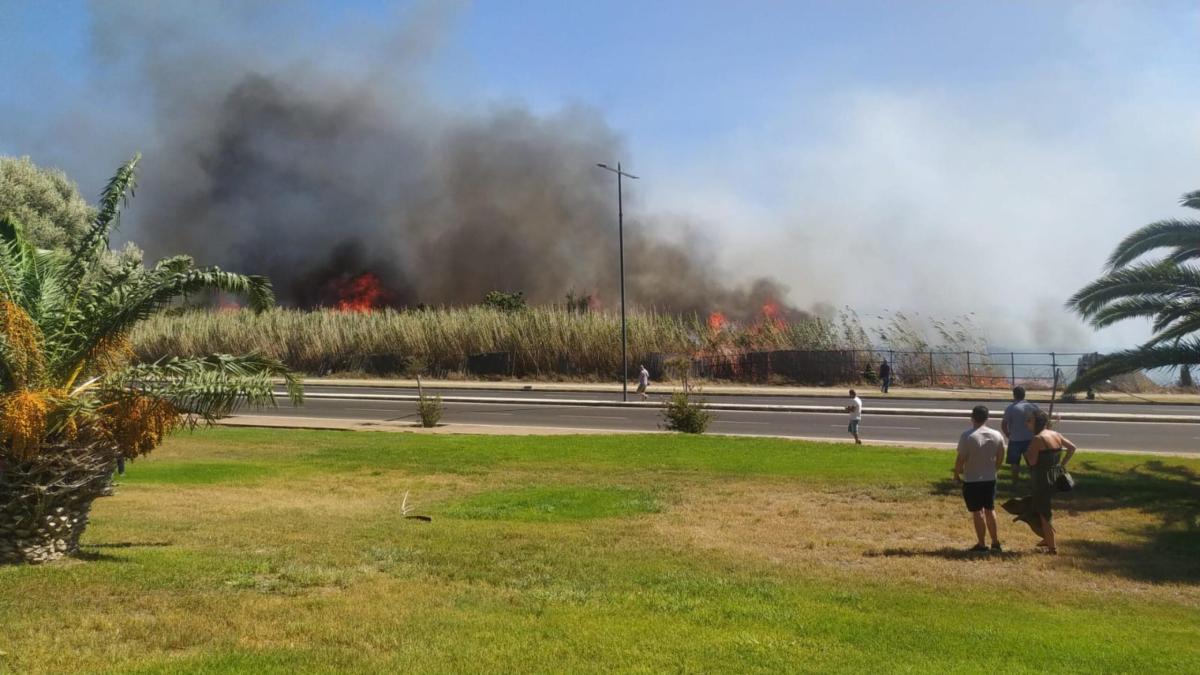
left=596, top=162, right=638, bottom=401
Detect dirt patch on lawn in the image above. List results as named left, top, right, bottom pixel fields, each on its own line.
left=654, top=481, right=1200, bottom=606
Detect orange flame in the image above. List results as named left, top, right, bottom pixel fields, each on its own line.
left=761, top=300, right=786, bottom=330
left=707, top=311, right=727, bottom=331
left=335, top=272, right=387, bottom=312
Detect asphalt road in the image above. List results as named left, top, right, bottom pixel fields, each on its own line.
left=298, top=384, right=1200, bottom=415
left=261, top=388, right=1200, bottom=454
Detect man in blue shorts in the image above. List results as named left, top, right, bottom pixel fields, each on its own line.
left=1001, top=386, right=1039, bottom=484
left=845, top=389, right=863, bottom=445
left=955, top=405, right=1004, bottom=552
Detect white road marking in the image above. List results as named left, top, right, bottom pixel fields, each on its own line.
left=719, top=421, right=772, bottom=426
left=347, top=407, right=400, bottom=412
left=476, top=412, right=514, bottom=416
left=829, top=424, right=921, bottom=430
left=561, top=415, right=629, bottom=421
left=1066, top=432, right=1111, bottom=437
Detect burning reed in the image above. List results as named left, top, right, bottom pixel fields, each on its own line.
left=129, top=307, right=861, bottom=379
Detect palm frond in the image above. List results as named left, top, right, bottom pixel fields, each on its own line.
left=72, top=154, right=140, bottom=262
left=0, top=215, right=38, bottom=306
left=1086, top=296, right=1174, bottom=328
left=1067, top=262, right=1200, bottom=320
left=1067, top=340, right=1200, bottom=393
left=1105, top=219, right=1200, bottom=269
left=104, top=354, right=301, bottom=421
left=1144, top=314, right=1200, bottom=347
left=51, top=266, right=274, bottom=383
left=1166, top=247, right=1200, bottom=265
left=1183, top=190, right=1200, bottom=210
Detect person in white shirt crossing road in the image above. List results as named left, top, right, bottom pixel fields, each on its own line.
left=636, top=364, right=650, bottom=401
left=845, top=389, right=863, bottom=445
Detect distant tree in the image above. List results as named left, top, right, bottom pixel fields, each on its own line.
left=1066, top=190, right=1200, bottom=392
left=0, top=156, right=93, bottom=249
left=0, top=155, right=143, bottom=268
left=482, top=290, right=527, bottom=312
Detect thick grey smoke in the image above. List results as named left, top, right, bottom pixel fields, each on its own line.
left=88, top=4, right=800, bottom=320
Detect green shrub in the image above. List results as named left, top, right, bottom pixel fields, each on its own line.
left=861, top=363, right=878, bottom=384
left=661, top=390, right=712, bottom=434
left=482, top=290, right=527, bottom=312
left=417, top=393, right=443, bottom=427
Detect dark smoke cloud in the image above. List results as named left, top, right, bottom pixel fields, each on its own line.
left=89, top=3, right=800, bottom=321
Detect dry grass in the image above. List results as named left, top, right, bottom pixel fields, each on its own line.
left=1, top=429, right=1197, bottom=673
left=129, top=307, right=862, bottom=378
left=655, top=481, right=1200, bottom=606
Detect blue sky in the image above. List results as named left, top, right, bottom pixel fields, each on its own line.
left=2, top=1, right=1199, bottom=348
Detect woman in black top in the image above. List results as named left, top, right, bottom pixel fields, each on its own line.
left=1022, top=409, right=1077, bottom=554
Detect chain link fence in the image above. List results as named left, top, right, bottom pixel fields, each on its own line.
left=690, top=349, right=1089, bottom=388
left=313, top=347, right=1093, bottom=389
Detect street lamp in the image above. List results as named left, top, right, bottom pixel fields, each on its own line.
left=596, top=162, right=639, bottom=402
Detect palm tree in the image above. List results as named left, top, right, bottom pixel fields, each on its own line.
left=1066, top=190, right=1200, bottom=392
left=0, top=155, right=302, bottom=564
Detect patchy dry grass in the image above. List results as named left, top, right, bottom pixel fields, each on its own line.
left=656, top=480, right=1200, bottom=606
left=0, top=429, right=1197, bottom=673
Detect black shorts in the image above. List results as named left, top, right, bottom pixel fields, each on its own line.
left=962, top=480, right=996, bottom=512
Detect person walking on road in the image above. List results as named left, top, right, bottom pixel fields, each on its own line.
left=846, top=389, right=863, bottom=445
left=636, top=364, right=650, bottom=401
left=879, top=359, right=892, bottom=394
left=1001, top=386, right=1039, bottom=484
left=954, top=405, right=1005, bottom=552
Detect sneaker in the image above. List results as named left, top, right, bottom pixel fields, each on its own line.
left=970, top=544, right=988, bottom=552
left=990, top=543, right=1003, bottom=553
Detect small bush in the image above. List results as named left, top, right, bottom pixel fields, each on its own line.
left=417, top=394, right=443, bottom=427
left=481, top=290, right=527, bottom=312
left=661, top=390, right=712, bottom=434
left=861, top=363, right=878, bottom=384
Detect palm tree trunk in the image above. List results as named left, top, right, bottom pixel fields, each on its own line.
left=0, top=446, right=115, bottom=564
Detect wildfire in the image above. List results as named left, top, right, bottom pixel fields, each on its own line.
left=761, top=300, right=786, bottom=330
left=707, top=311, right=727, bottom=331
left=216, top=294, right=242, bottom=312
left=335, top=272, right=387, bottom=312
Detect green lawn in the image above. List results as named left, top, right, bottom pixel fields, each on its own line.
left=1, top=429, right=1197, bottom=673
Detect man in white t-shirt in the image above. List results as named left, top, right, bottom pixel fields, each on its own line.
left=636, top=364, right=650, bottom=401
left=954, top=405, right=1005, bottom=552
left=845, top=389, right=863, bottom=445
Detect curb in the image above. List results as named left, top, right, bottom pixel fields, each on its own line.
left=281, top=391, right=1200, bottom=424
left=215, top=415, right=1197, bottom=457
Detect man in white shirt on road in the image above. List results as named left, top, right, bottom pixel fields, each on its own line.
left=845, top=389, right=863, bottom=445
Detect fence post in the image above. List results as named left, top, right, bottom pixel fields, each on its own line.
left=1010, top=352, right=1016, bottom=386
left=929, top=350, right=935, bottom=387
left=966, top=351, right=972, bottom=388
left=1051, top=352, right=1057, bottom=387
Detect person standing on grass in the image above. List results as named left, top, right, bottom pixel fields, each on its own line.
left=846, top=389, right=863, bottom=445
left=954, top=405, right=1005, bottom=552
left=879, top=359, right=892, bottom=393
left=1019, top=409, right=1076, bottom=555
left=636, top=364, right=650, bottom=401
left=1001, top=386, right=1039, bottom=484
